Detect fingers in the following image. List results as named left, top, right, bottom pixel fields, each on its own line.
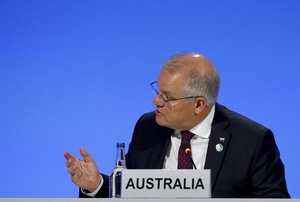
left=67, top=159, right=81, bottom=176
left=65, top=148, right=93, bottom=163
left=65, top=149, right=88, bottom=187
left=80, top=147, right=93, bottom=162
left=64, top=151, right=76, bottom=168
left=70, top=165, right=84, bottom=185
left=64, top=151, right=75, bottom=161
left=64, top=148, right=102, bottom=190
left=69, top=165, right=80, bottom=176
left=72, top=170, right=83, bottom=183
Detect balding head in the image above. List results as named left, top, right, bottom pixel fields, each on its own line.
left=161, top=53, right=220, bottom=106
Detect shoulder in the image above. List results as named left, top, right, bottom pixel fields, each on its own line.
left=214, top=104, right=280, bottom=164
left=128, top=111, right=172, bottom=152
left=133, top=111, right=157, bottom=131
left=214, top=103, right=276, bottom=149
left=215, top=103, right=270, bottom=135
left=136, top=111, right=156, bottom=124
left=132, top=111, right=173, bottom=137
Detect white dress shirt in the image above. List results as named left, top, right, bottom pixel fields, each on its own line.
left=163, top=105, right=215, bottom=170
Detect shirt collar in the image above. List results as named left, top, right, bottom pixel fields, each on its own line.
left=174, top=104, right=215, bottom=139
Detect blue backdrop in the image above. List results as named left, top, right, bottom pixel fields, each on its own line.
left=0, top=0, right=299, bottom=198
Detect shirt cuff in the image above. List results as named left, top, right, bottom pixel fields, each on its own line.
left=81, top=174, right=104, bottom=197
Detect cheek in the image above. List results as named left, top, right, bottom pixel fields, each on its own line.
left=172, top=107, right=194, bottom=123
left=163, top=111, right=184, bottom=126
left=155, top=111, right=173, bottom=126
left=155, top=105, right=194, bottom=128
left=155, top=115, right=168, bottom=127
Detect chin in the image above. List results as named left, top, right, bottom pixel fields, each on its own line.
left=155, top=117, right=176, bottom=130
left=155, top=117, right=184, bottom=130
left=155, top=116, right=168, bottom=127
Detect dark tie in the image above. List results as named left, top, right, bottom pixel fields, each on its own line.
left=178, top=131, right=195, bottom=169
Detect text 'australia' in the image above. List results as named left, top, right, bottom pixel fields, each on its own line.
left=125, top=178, right=205, bottom=190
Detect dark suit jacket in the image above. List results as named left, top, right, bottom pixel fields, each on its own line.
left=80, top=103, right=290, bottom=198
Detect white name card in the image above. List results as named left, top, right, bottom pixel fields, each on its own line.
left=121, top=169, right=211, bottom=198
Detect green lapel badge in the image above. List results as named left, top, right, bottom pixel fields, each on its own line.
left=216, top=143, right=223, bottom=152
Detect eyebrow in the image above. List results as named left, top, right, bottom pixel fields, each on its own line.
left=160, top=89, right=174, bottom=98
left=157, top=82, right=175, bottom=97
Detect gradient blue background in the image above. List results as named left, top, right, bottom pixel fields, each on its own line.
left=0, top=0, right=299, bottom=198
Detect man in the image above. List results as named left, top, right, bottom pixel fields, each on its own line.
left=64, top=53, right=290, bottom=198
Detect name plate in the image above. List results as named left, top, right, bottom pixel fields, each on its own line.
left=121, top=169, right=211, bottom=198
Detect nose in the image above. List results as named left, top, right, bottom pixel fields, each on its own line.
left=153, top=94, right=164, bottom=107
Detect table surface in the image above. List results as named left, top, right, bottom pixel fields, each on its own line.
left=0, top=198, right=299, bottom=202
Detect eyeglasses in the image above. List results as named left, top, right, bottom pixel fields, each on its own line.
left=150, top=81, right=201, bottom=107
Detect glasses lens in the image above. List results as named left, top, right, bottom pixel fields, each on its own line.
left=159, top=94, right=169, bottom=106
left=150, top=82, right=158, bottom=95
left=151, top=81, right=169, bottom=107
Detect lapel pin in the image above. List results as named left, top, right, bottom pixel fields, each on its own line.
left=219, top=137, right=226, bottom=142
left=216, top=143, right=223, bottom=152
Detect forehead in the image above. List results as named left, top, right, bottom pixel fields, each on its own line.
left=157, top=70, right=185, bottom=96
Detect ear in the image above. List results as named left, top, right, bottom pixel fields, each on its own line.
left=194, top=97, right=206, bottom=114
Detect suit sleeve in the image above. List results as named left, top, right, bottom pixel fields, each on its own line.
left=250, top=129, right=290, bottom=198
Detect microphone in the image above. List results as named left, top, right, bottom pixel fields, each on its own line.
left=181, top=141, right=197, bottom=169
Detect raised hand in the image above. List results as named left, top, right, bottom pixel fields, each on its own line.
left=64, top=147, right=101, bottom=192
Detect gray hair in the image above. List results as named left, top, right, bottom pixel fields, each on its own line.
left=162, top=53, right=220, bottom=106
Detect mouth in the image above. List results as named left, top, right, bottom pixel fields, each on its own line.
left=155, top=109, right=163, bottom=116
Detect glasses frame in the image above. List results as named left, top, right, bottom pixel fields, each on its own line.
left=150, top=81, right=203, bottom=107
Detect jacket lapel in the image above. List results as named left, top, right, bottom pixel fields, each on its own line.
left=204, top=104, right=232, bottom=191
left=145, top=128, right=173, bottom=169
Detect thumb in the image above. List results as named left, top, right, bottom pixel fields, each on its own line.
left=80, top=147, right=93, bottom=162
